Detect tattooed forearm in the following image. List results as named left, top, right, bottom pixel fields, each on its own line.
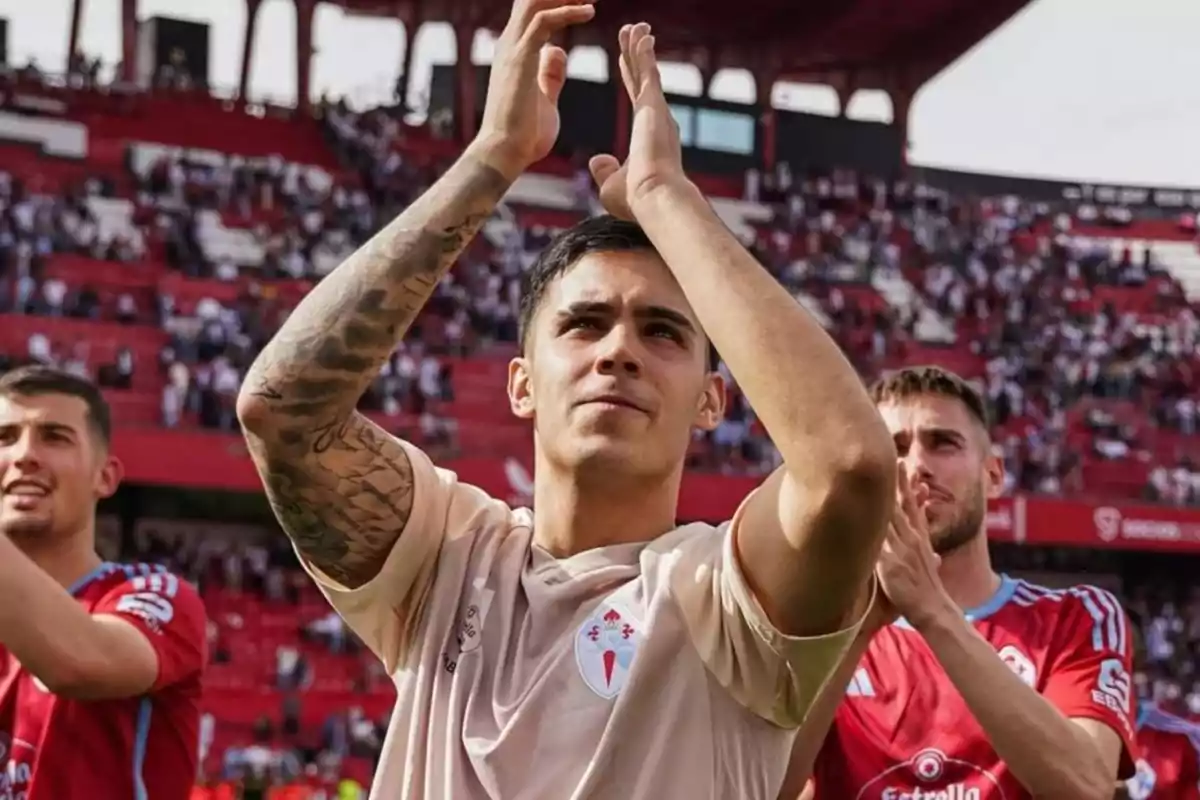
left=248, top=416, right=414, bottom=587
left=238, top=147, right=511, bottom=587
left=241, top=152, right=511, bottom=432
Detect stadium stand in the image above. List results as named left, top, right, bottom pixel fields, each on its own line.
left=2, top=4, right=1199, bottom=794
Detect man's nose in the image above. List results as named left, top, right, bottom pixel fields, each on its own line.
left=596, top=325, right=642, bottom=376
left=900, top=448, right=936, bottom=482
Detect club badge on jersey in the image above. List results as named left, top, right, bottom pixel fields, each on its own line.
left=575, top=605, right=642, bottom=699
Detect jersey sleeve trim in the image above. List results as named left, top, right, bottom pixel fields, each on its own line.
left=1067, top=586, right=1128, bottom=655
left=69, top=562, right=124, bottom=596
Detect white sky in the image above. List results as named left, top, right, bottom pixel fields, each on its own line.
left=0, top=0, right=1196, bottom=187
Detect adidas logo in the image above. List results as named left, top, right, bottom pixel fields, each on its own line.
left=846, top=668, right=875, bottom=697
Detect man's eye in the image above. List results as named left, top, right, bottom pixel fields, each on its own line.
left=565, top=317, right=602, bottom=332
left=646, top=323, right=682, bottom=342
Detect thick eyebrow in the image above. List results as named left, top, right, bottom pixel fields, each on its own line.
left=0, top=421, right=80, bottom=440
left=918, top=426, right=967, bottom=444
left=556, top=301, right=697, bottom=335
left=892, top=426, right=967, bottom=446
left=43, top=422, right=81, bottom=439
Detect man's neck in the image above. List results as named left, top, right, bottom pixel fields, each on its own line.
left=531, top=460, right=682, bottom=558
left=937, top=531, right=1003, bottom=613
left=11, top=532, right=104, bottom=591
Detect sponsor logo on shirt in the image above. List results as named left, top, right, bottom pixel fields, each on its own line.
left=443, top=579, right=494, bottom=675
left=0, top=733, right=35, bottom=799
left=456, top=579, right=494, bottom=655
left=1092, top=657, right=1132, bottom=715
left=880, top=787, right=981, bottom=800
left=858, top=748, right=1006, bottom=800
left=114, top=574, right=181, bottom=633
left=574, top=605, right=641, bottom=700
left=115, top=592, right=175, bottom=631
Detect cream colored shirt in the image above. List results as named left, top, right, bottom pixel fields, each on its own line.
left=303, top=440, right=865, bottom=799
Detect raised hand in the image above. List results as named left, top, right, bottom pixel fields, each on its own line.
left=876, top=463, right=950, bottom=629
left=476, top=0, right=597, bottom=179
left=589, top=23, right=689, bottom=221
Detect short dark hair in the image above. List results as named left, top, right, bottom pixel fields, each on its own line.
left=0, top=366, right=112, bottom=447
left=518, top=215, right=719, bottom=370
left=869, top=365, right=991, bottom=433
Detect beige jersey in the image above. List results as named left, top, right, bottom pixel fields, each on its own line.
left=302, top=441, right=866, bottom=799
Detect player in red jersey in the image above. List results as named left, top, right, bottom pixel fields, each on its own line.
left=781, top=366, right=1137, bottom=800
left=1118, top=699, right=1200, bottom=798
left=0, top=366, right=207, bottom=799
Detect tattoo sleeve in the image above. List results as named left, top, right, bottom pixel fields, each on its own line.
left=238, top=151, right=512, bottom=588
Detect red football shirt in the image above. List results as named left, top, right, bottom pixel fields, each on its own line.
left=1125, top=704, right=1200, bottom=799
left=0, top=562, right=207, bottom=799
left=810, top=575, right=1138, bottom=799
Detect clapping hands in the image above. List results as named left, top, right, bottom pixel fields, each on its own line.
left=589, top=23, right=690, bottom=220
left=474, top=0, right=597, bottom=178
left=874, top=463, right=952, bottom=630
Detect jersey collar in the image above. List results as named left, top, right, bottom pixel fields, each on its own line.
left=68, top=561, right=117, bottom=596
left=892, top=573, right=1017, bottom=629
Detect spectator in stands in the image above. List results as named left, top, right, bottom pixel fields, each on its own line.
left=95, top=345, right=134, bottom=390
left=1144, top=461, right=1200, bottom=507
left=275, top=643, right=304, bottom=690
left=154, top=47, right=195, bottom=92
left=61, top=339, right=90, bottom=379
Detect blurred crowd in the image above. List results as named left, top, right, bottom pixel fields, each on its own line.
left=741, top=165, right=1200, bottom=502
left=1127, top=582, right=1200, bottom=718
left=2, top=100, right=1199, bottom=498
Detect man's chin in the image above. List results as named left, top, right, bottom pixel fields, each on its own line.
left=930, top=522, right=983, bottom=556
left=574, top=441, right=642, bottom=471
left=0, top=514, right=55, bottom=540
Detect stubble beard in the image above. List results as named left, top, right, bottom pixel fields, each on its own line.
left=928, top=484, right=987, bottom=556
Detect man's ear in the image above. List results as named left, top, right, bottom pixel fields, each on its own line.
left=694, top=370, right=726, bottom=432
left=983, top=449, right=1005, bottom=499
left=95, top=453, right=124, bottom=500
left=508, top=356, right=536, bottom=420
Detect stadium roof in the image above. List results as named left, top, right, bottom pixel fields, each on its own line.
left=334, top=0, right=1032, bottom=93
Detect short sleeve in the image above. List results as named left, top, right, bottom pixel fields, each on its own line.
left=1042, top=586, right=1138, bottom=778
left=300, top=438, right=512, bottom=672
left=670, top=493, right=872, bottom=729
left=94, top=571, right=207, bottom=691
